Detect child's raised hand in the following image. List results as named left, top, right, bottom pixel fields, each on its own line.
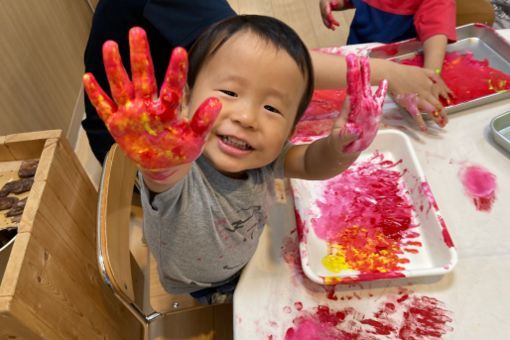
left=319, top=0, right=342, bottom=30
left=337, top=54, right=388, bottom=153
left=83, top=27, right=221, bottom=170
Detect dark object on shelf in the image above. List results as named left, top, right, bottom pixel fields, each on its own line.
left=0, top=197, right=19, bottom=211
left=0, top=178, right=34, bottom=197
left=5, top=198, right=27, bottom=218
left=18, top=159, right=39, bottom=178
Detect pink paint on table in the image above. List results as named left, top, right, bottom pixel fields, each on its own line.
left=284, top=290, right=453, bottom=339
left=459, top=165, right=497, bottom=212
left=311, top=152, right=421, bottom=275
left=400, top=51, right=510, bottom=106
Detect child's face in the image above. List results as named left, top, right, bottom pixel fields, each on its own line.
left=187, top=31, right=307, bottom=177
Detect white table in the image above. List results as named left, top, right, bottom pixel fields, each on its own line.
left=234, top=30, right=510, bottom=339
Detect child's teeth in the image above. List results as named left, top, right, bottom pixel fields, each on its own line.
left=224, top=136, right=249, bottom=149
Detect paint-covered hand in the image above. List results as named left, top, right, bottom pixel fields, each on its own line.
left=338, top=54, right=388, bottom=153
left=319, top=0, right=352, bottom=30
left=390, top=64, right=448, bottom=130
left=83, top=27, right=221, bottom=170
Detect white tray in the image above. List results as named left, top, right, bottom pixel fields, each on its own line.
left=291, top=130, right=457, bottom=284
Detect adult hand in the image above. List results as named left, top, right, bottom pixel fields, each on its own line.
left=333, top=54, right=388, bottom=153
left=388, top=63, right=448, bottom=129
left=83, top=27, right=221, bottom=170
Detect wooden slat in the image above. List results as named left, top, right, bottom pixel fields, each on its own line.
left=0, top=136, right=14, bottom=161
left=4, top=130, right=61, bottom=160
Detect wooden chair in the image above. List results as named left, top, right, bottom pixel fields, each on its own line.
left=97, top=144, right=208, bottom=338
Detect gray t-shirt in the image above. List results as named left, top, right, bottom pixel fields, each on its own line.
left=140, top=148, right=289, bottom=294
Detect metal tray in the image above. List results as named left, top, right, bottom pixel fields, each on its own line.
left=368, top=23, right=510, bottom=114
left=491, top=111, right=510, bottom=152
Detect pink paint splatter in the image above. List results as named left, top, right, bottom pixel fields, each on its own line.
left=401, top=51, right=510, bottom=107
left=459, top=165, right=497, bottom=212
left=284, top=290, right=453, bottom=339
left=311, top=152, right=420, bottom=274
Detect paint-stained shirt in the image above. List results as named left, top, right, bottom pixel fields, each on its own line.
left=347, top=0, right=456, bottom=44
left=139, top=148, right=289, bottom=294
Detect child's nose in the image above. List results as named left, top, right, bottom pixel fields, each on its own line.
left=231, top=103, right=258, bottom=129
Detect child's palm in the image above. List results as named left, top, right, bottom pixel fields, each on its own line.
left=83, top=27, right=221, bottom=170
left=340, top=54, right=388, bottom=153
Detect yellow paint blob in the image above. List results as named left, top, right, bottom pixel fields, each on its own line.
left=322, top=254, right=349, bottom=273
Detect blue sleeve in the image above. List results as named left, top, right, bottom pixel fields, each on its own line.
left=144, top=0, right=236, bottom=47
left=348, top=0, right=417, bottom=44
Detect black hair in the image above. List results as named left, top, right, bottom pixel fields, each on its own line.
left=187, top=15, right=314, bottom=126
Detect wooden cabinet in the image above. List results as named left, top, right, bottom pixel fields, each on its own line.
left=0, top=130, right=141, bottom=339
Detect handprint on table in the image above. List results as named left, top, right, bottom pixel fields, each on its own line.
left=83, top=27, right=221, bottom=170
left=340, top=54, right=388, bottom=153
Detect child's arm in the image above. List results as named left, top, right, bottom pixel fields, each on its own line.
left=285, top=55, right=387, bottom=180
left=310, top=51, right=445, bottom=128
left=423, top=34, right=453, bottom=99
left=83, top=27, right=221, bottom=193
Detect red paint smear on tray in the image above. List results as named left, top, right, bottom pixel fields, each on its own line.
left=400, top=51, right=510, bottom=106
left=284, top=292, right=453, bottom=339
left=459, top=164, right=497, bottom=212
left=312, top=152, right=420, bottom=273
left=420, top=181, right=454, bottom=248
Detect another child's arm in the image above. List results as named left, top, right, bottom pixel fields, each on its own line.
left=285, top=55, right=387, bottom=180
left=83, top=27, right=221, bottom=193
left=311, top=51, right=445, bottom=128
left=422, top=34, right=453, bottom=101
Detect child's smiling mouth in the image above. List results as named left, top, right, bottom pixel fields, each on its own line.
left=219, top=135, right=254, bottom=151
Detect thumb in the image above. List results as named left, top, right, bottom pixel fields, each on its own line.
left=190, top=97, right=222, bottom=136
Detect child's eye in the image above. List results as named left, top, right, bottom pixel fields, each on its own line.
left=220, top=90, right=238, bottom=97
left=264, top=105, right=281, bottom=114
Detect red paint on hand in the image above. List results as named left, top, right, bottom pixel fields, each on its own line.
left=83, top=27, right=221, bottom=170
left=342, top=54, right=388, bottom=153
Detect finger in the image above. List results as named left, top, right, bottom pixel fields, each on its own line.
left=409, top=105, right=427, bottom=132
left=102, top=40, right=134, bottom=106
left=421, top=93, right=443, bottom=113
left=83, top=73, right=116, bottom=123
left=129, top=27, right=157, bottom=100
left=427, top=108, right=448, bottom=128
left=326, top=6, right=340, bottom=30
left=160, top=47, right=188, bottom=119
left=360, top=56, right=371, bottom=98
left=395, top=94, right=427, bottom=131
left=190, top=97, right=222, bottom=136
left=333, top=96, right=351, bottom=130
left=346, top=54, right=361, bottom=104
left=339, top=123, right=360, bottom=145
left=374, top=79, right=388, bottom=107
